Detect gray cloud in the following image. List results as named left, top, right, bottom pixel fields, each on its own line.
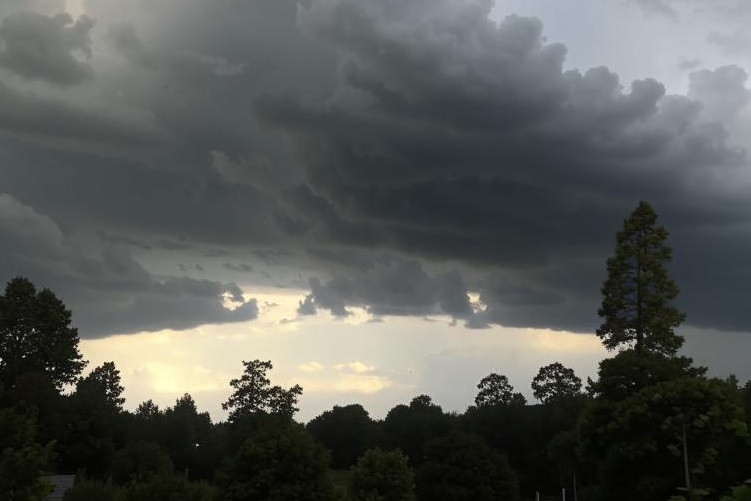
left=0, top=12, right=94, bottom=85
left=0, top=194, right=258, bottom=338
left=629, top=0, right=678, bottom=18
left=678, top=58, right=701, bottom=71
left=707, top=30, right=751, bottom=56
left=298, top=257, right=474, bottom=321
left=0, top=0, right=750, bottom=338
left=257, top=0, right=750, bottom=331
left=223, top=263, right=253, bottom=273
left=630, top=0, right=751, bottom=18
left=688, top=65, right=750, bottom=122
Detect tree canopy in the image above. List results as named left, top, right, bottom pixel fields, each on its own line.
left=350, top=448, right=416, bottom=501
left=475, top=373, right=526, bottom=407
left=222, top=359, right=303, bottom=421
left=531, top=362, right=582, bottom=404
left=217, top=422, right=334, bottom=501
left=597, top=201, right=685, bottom=355
left=416, top=432, right=520, bottom=501
left=0, top=277, right=86, bottom=389
left=77, top=361, right=125, bottom=411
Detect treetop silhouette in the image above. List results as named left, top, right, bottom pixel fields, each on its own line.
left=597, top=201, right=685, bottom=356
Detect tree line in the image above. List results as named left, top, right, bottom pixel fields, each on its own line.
left=1, top=201, right=750, bottom=500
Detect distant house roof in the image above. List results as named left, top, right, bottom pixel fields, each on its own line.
left=43, top=475, right=75, bottom=501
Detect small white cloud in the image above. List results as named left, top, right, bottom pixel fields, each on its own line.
left=298, top=361, right=325, bottom=373
left=333, top=361, right=375, bottom=373
left=301, top=374, right=392, bottom=394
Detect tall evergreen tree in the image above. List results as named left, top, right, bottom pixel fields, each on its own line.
left=597, top=202, right=685, bottom=355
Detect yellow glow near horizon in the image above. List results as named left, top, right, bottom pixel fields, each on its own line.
left=79, top=287, right=608, bottom=421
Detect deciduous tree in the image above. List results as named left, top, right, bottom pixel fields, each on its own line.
left=0, top=277, right=86, bottom=389
left=416, top=432, right=520, bottom=501
left=475, top=373, right=526, bottom=407
left=77, top=361, right=125, bottom=411
left=350, top=448, right=416, bottom=501
left=217, top=422, right=334, bottom=501
left=531, top=362, right=582, bottom=404
left=222, top=360, right=302, bottom=421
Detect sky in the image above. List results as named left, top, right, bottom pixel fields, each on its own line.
left=2, top=0, right=751, bottom=421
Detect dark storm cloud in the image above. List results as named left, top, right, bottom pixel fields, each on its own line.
left=298, top=258, right=474, bottom=321
left=260, top=0, right=750, bottom=332
left=0, top=12, right=94, bottom=85
left=2, top=0, right=751, bottom=337
left=223, top=263, right=253, bottom=273
left=0, top=194, right=258, bottom=337
left=0, top=82, right=162, bottom=150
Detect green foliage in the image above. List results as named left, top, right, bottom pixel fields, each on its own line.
left=588, top=349, right=706, bottom=401
left=222, top=359, right=303, bottom=421
left=382, top=395, right=455, bottom=466
left=350, top=448, right=416, bottom=501
left=161, top=394, right=216, bottom=479
left=63, top=480, right=124, bottom=501
left=121, top=472, right=219, bottom=501
left=578, top=377, right=748, bottom=501
left=721, top=484, right=751, bottom=501
left=0, top=277, right=86, bottom=389
left=217, top=421, right=334, bottom=500
left=597, top=201, right=685, bottom=355
left=741, top=382, right=751, bottom=421
left=531, top=362, right=582, bottom=404
left=475, top=373, right=526, bottom=407
left=416, top=432, right=520, bottom=501
left=59, top=367, right=129, bottom=476
left=307, top=404, right=380, bottom=469
left=63, top=475, right=219, bottom=501
left=10, top=371, right=67, bottom=451
left=462, top=398, right=585, bottom=495
left=111, top=441, right=173, bottom=484
left=0, top=408, right=53, bottom=500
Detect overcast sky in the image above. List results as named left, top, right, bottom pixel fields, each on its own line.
left=2, top=0, right=751, bottom=420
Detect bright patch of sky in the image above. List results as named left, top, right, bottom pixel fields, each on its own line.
left=80, top=286, right=607, bottom=422
left=492, top=0, right=750, bottom=94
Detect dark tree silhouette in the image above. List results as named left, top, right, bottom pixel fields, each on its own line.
left=0, top=408, right=52, bottom=499
left=382, top=396, right=455, bottom=466
left=475, top=373, right=526, bottom=407
left=0, top=277, right=86, bottom=389
left=222, top=360, right=302, bottom=421
left=416, top=432, right=520, bottom=501
left=531, top=362, right=582, bottom=404
left=597, top=202, right=685, bottom=355
left=77, top=361, right=125, bottom=411
left=350, top=448, right=416, bottom=501
left=217, top=422, right=334, bottom=501
left=306, top=404, right=379, bottom=469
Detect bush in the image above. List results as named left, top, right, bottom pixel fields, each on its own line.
left=111, top=441, right=173, bottom=484
left=218, top=421, right=334, bottom=500
left=350, top=448, right=416, bottom=501
left=122, top=473, right=219, bottom=501
left=63, top=480, right=124, bottom=501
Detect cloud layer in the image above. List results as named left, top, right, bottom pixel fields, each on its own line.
left=1, top=0, right=750, bottom=338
